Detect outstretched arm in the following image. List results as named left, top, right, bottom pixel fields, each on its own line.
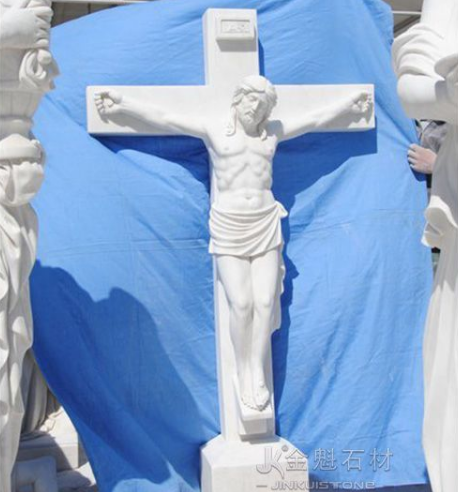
left=278, top=91, right=373, bottom=142
left=94, top=90, right=207, bottom=139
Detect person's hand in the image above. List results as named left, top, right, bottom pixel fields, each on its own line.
left=350, top=91, right=373, bottom=115
left=0, top=7, right=52, bottom=49
left=94, top=91, right=125, bottom=116
left=408, top=143, right=437, bottom=175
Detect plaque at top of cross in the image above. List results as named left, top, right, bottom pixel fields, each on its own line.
left=87, top=9, right=374, bottom=488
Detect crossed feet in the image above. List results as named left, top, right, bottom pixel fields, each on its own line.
left=239, top=365, right=270, bottom=412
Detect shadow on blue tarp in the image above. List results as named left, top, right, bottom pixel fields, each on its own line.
left=30, top=0, right=433, bottom=490
left=32, top=262, right=214, bottom=490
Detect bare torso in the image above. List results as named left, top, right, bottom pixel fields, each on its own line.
left=206, top=123, right=279, bottom=211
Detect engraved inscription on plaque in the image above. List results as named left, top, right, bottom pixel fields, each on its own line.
left=216, top=18, right=255, bottom=41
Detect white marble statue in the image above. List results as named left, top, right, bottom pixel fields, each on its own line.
left=95, top=77, right=372, bottom=411
left=88, top=9, right=375, bottom=490
left=0, top=1, right=58, bottom=491
left=20, top=354, right=60, bottom=439
left=393, top=2, right=458, bottom=491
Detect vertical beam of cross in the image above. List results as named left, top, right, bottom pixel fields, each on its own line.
left=203, top=9, right=275, bottom=441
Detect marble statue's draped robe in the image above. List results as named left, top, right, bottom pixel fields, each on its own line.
left=0, top=158, right=44, bottom=491
left=394, top=24, right=458, bottom=492
left=0, top=0, right=57, bottom=487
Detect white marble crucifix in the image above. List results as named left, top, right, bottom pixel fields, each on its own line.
left=87, top=8, right=374, bottom=490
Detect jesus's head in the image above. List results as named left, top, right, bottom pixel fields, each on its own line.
left=227, top=75, right=277, bottom=139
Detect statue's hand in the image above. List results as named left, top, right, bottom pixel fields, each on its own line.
left=94, top=91, right=124, bottom=116
left=0, top=7, right=52, bottom=49
left=408, top=144, right=436, bottom=175
left=32, top=6, right=53, bottom=49
left=350, top=91, right=373, bottom=115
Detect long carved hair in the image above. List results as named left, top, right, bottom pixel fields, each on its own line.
left=226, top=75, right=277, bottom=140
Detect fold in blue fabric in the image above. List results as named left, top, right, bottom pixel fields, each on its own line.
left=30, top=0, right=432, bottom=490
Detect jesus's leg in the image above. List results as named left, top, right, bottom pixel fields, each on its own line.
left=251, top=248, right=281, bottom=410
left=215, top=254, right=255, bottom=409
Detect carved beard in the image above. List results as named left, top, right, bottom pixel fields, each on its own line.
left=226, top=105, right=270, bottom=140
left=238, top=110, right=261, bottom=129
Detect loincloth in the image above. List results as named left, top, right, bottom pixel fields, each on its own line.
left=209, top=201, right=288, bottom=257
left=209, top=200, right=288, bottom=332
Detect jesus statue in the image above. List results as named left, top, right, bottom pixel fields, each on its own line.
left=95, top=75, right=372, bottom=412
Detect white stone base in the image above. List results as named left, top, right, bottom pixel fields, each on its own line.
left=57, top=463, right=96, bottom=492
left=18, top=431, right=83, bottom=473
left=16, top=411, right=96, bottom=491
left=14, top=456, right=59, bottom=492
left=201, top=435, right=309, bottom=492
left=18, top=411, right=86, bottom=473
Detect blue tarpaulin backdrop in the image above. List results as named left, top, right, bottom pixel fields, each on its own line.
left=30, top=0, right=433, bottom=490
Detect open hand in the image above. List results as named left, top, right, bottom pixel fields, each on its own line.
left=94, top=90, right=124, bottom=116
left=408, top=144, right=437, bottom=175
left=350, top=91, right=373, bottom=115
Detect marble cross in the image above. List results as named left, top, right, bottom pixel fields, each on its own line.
left=87, top=7, right=374, bottom=468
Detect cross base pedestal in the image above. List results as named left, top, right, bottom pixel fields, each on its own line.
left=201, top=435, right=309, bottom=492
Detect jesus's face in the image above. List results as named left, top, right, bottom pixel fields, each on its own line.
left=235, top=91, right=269, bottom=131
